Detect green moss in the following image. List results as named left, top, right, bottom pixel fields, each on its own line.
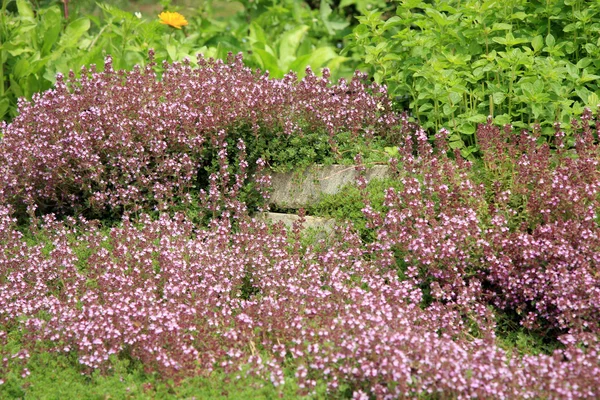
left=0, top=348, right=333, bottom=400
left=494, top=309, right=564, bottom=357
left=307, top=177, right=404, bottom=242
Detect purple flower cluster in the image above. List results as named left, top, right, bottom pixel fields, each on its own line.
left=366, top=114, right=600, bottom=343
left=0, top=52, right=395, bottom=216
left=0, top=207, right=598, bottom=398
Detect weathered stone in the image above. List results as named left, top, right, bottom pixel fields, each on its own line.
left=258, top=212, right=336, bottom=238
left=269, top=164, right=390, bottom=208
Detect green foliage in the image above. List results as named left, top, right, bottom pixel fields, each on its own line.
left=0, top=349, right=326, bottom=399
left=0, top=0, right=361, bottom=123
left=494, top=309, right=564, bottom=357
left=240, top=0, right=350, bottom=79
left=257, top=129, right=393, bottom=172
left=308, top=177, right=404, bottom=241
left=0, top=0, right=167, bottom=122
left=0, top=0, right=89, bottom=121
left=346, top=0, right=600, bottom=157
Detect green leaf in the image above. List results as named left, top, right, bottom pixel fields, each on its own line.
left=320, top=0, right=349, bottom=34
left=40, top=7, right=63, bottom=56
left=249, top=21, right=267, bottom=44
left=448, top=139, right=464, bottom=150
left=324, top=56, right=347, bottom=75
left=531, top=103, right=543, bottom=118
left=448, top=91, right=462, bottom=104
left=575, top=87, right=592, bottom=102
left=9, top=77, right=24, bottom=98
left=373, top=71, right=383, bottom=84
left=166, top=42, right=177, bottom=61
left=577, top=57, right=592, bottom=69
left=425, top=8, right=452, bottom=27
left=492, top=23, right=512, bottom=31
left=289, top=47, right=339, bottom=77
left=13, top=58, right=31, bottom=79
left=511, top=11, right=528, bottom=20
left=585, top=43, right=597, bottom=54
left=520, top=82, right=534, bottom=97
left=382, top=53, right=403, bottom=62
left=563, top=22, right=578, bottom=33
left=460, top=146, right=475, bottom=158
left=383, top=16, right=402, bottom=31
left=565, top=62, right=579, bottom=79
left=97, top=2, right=137, bottom=22
left=494, top=114, right=511, bottom=125
left=0, top=98, right=10, bottom=121
left=465, top=114, right=487, bottom=123
left=402, top=0, right=425, bottom=8
left=418, top=103, right=433, bottom=112
left=545, top=33, right=555, bottom=48
left=58, top=18, right=91, bottom=49
left=16, top=0, right=34, bottom=19
left=492, top=92, right=506, bottom=105
left=442, top=103, right=456, bottom=116
left=278, top=25, right=309, bottom=69
left=252, top=47, right=282, bottom=77
left=531, top=35, right=543, bottom=52
left=542, top=126, right=555, bottom=136
left=577, top=72, right=600, bottom=85
left=492, top=32, right=529, bottom=47
left=459, top=123, right=476, bottom=135
left=587, top=93, right=600, bottom=107
left=6, top=46, right=31, bottom=57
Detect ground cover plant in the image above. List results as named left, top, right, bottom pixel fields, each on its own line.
left=1, top=49, right=600, bottom=397
left=0, top=51, right=395, bottom=221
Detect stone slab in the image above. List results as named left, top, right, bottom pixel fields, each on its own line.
left=269, top=164, right=390, bottom=209
left=258, top=212, right=336, bottom=237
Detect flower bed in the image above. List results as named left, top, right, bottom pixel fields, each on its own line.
left=1, top=55, right=599, bottom=398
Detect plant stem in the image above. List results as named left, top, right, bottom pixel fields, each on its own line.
left=62, top=0, right=69, bottom=20
left=0, top=48, right=4, bottom=98
left=0, top=0, right=6, bottom=98
left=508, top=68, right=514, bottom=118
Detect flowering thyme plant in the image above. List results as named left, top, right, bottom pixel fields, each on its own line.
left=0, top=51, right=395, bottom=219
left=360, top=112, right=600, bottom=343
left=0, top=205, right=599, bottom=398
left=1, top=54, right=600, bottom=399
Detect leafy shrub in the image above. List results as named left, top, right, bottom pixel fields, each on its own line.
left=0, top=0, right=187, bottom=123
left=0, top=52, right=396, bottom=219
left=346, top=0, right=600, bottom=156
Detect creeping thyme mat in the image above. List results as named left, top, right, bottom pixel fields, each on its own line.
left=0, top=205, right=599, bottom=398
left=0, top=54, right=599, bottom=398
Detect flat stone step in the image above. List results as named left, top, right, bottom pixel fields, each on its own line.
left=269, top=164, right=390, bottom=209
left=258, top=212, right=336, bottom=238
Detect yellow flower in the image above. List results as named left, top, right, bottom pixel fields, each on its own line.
left=158, top=11, right=188, bottom=29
